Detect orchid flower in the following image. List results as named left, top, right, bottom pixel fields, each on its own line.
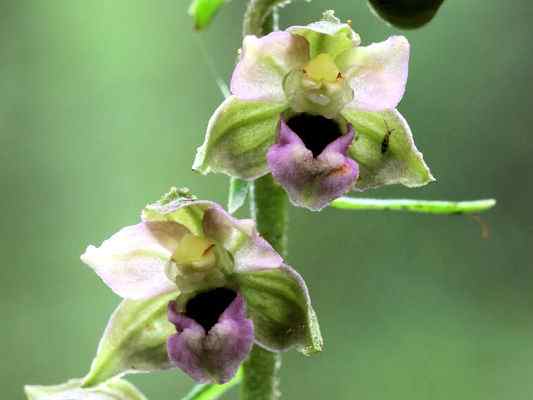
left=80, top=188, right=322, bottom=384
left=194, top=11, right=434, bottom=210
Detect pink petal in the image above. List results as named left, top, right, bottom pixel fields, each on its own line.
left=81, top=221, right=188, bottom=299
left=338, top=36, right=410, bottom=111
left=230, top=31, right=309, bottom=102
left=202, top=205, right=283, bottom=272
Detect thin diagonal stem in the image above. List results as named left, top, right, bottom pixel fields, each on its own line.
left=330, top=197, right=496, bottom=214
left=181, top=368, right=243, bottom=400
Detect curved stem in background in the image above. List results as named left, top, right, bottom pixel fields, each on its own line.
left=240, top=3, right=288, bottom=399
left=243, top=0, right=285, bottom=36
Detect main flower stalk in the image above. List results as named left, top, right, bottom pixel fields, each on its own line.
left=242, top=177, right=287, bottom=400
left=241, top=3, right=288, bottom=399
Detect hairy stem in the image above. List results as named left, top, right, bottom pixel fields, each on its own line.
left=240, top=344, right=282, bottom=400
left=241, top=2, right=288, bottom=399
left=242, top=175, right=288, bottom=400
left=250, top=174, right=289, bottom=256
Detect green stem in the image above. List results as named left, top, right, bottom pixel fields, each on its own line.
left=330, top=197, right=496, bottom=215
left=250, top=174, right=289, bottom=255
left=181, top=368, right=243, bottom=400
left=242, top=175, right=288, bottom=400
left=241, top=2, right=288, bottom=399
left=240, top=345, right=282, bottom=400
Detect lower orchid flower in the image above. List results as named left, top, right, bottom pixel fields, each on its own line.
left=25, top=378, right=147, bottom=400
left=193, top=11, right=434, bottom=211
left=80, top=188, right=322, bottom=385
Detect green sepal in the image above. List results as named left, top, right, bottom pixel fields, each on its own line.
left=228, top=178, right=250, bottom=214
left=188, top=0, right=225, bottom=30
left=25, top=378, right=147, bottom=400
left=82, top=291, right=179, bottom=387
left=193, top=96, right=288, bottom=180
left=288, top=10, right=360, bottom=59
left=235, top=265, right=323, bottom=355
left=368, top=0, right=445, bottom=30
left=142, top=187, right=212, bottom=236
left=342, top=108, right=435, bottom=191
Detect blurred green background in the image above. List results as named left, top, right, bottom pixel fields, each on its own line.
left=2, top=0, right=532, bottom=399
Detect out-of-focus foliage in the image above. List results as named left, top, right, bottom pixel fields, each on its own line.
left=189, top=0, right=226, bottom=30
left=368, top=0, right=445, bottom=29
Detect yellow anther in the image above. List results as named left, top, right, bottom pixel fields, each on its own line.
left=303, top=53, right=341, bottom=83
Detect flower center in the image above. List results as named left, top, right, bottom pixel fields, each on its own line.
left=185, top=287, right=237, bottom=331
left=287, top=113, right=343, bottom=157
left=303, top=53, right=341, bottom=83
left=283, top=53, right=352, bottom=119
left=172, top=234, right=216, bottom=269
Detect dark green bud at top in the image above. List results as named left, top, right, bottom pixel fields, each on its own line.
left=368, top=0, right=445, bottom=29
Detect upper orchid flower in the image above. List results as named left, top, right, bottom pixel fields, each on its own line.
left=194, top=11, right=434, bottom=210
left=81, top=188, right=322, bottom=385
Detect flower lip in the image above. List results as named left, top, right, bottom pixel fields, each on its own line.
left=286, top=113, right=343, bottom=157
left=167, top=291, right=254, bottom=383
left=185, top=287, right=238, bottom=332
left=267, top=119, right=358, bottom=210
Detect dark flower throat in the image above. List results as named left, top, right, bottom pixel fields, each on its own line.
left=287, top=113, right=343, bottom=157
left=185, top=287, right=237, bottom=331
